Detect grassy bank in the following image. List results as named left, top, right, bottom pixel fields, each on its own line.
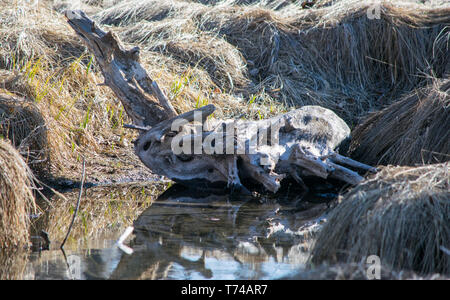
left=1, top=0, right=448, bottom=178
left=310, top=163, right=449, bottom=275
left=0, top=0, right=448, bottom=276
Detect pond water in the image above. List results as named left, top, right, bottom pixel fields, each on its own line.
left=1, top=182, right=337, bottom=280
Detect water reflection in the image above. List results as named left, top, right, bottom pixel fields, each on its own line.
left=109, top=185, right=330, bottom=279
left=5, top=183, right=335, bottom=280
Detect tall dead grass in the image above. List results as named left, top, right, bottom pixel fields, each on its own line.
left=0, top=1, right=142, bottom=179
left=197, top=1, right=449, bottom=124
left=1, top=0, right=449, bottom=175
left=0, top=139, right=37, bottom=249
left=125, top=21, right=252, bottom=93
left=0, top=93, right=49, bottom=172
left=0, top=1, right=85, bottom=69
left=89, top=0, right=450, bottom=125
left=310, top=163, right=450, bottom=275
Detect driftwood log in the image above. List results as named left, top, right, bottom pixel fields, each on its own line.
left=65, top=10, right=376, bottom=193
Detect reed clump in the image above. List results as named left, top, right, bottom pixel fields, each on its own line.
left=310, top=163, right=450, bottom=275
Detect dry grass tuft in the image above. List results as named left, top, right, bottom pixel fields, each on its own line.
left=0, top=1, right=85, bottom=69
left=0, top=0, right=447, bottom=177
left=310, top=163, right=450, bottom=275
left=0, top=139, right=37, bottom=249
left=0, top=63, right=130, bottom=179
left=349, top=79, right=450, bottom=166
left=94, top=0, right=207, bottom=26
left=0, top=250, right=30, bottom=280
left=0, top=93, right=49, bottom=172
left=0, top=0, right=285, bottom=181
left=134, top=28, right=252, bottom=93
left=0, top=1, right=142, bottom=179
left=197, top=2, right=449, bottom=124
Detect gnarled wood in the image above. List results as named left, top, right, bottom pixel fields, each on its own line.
left=65, top=11, right=376, bottom=193
left=65, top=10, right=176, bottom=127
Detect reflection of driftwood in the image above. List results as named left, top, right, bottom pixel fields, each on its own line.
left=65, top=11, right=375, bottom=193
left=109, top=185, right=328, bottom=279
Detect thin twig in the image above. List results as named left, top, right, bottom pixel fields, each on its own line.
left=123, top=123, right=151, bottom=131
left=60, top=157, right=86, bottom=249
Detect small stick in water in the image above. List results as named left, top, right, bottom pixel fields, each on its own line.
left=60, top=157, right=86, bottom=249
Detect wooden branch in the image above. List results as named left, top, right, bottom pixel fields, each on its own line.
left=290, top=144, right=332, bottom=179
left=142, top=104, right=215, bottom=142
left=63, top=11, right=377, bottom=194
left=241, top=160, right=283, bottom=193
left=64, top=10, right=177, bottom=127
left=327, top=161, right=364, bottom=185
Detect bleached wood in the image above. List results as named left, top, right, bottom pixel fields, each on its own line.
left=65, top=10, right=376, bottom=193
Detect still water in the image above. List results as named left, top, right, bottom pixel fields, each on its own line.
left=2, top=182, right=335, bottom=280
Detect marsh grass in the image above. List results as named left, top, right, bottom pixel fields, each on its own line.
left=0, top=139, right=37, bottom=249
left=91, top=0, right=449, bottom=125
left=0, top=93, right=49, bottom=171
left=310, top=163, right=450, bottom=275
left=2, top=1, right=447, bottom=178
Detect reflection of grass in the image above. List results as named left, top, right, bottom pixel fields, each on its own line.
left=36, top=182, right=169, bottom=248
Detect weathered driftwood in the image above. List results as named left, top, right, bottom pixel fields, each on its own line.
left=65, top=10, right=176, bottom=127
left=65, top=10, right=376, bottom=193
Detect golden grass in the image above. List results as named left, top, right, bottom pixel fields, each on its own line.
left=0, top=1, right=85, bottom=69
left=288, top=262, right=449, bottom=280
left=202, top=2, right=448, bottom=124
left=85, top=0, right=450, bottom=126
left=310, top=163, right=450, bottom=275
left=0, top=139, right=37, bottom=249
left=0, top=0, right=292, bottom=179
left=0, top=1, right=137, bottom=179
left=2, top=59, right=136, bottom=179
left=1, top=1, right=447, bottom=176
